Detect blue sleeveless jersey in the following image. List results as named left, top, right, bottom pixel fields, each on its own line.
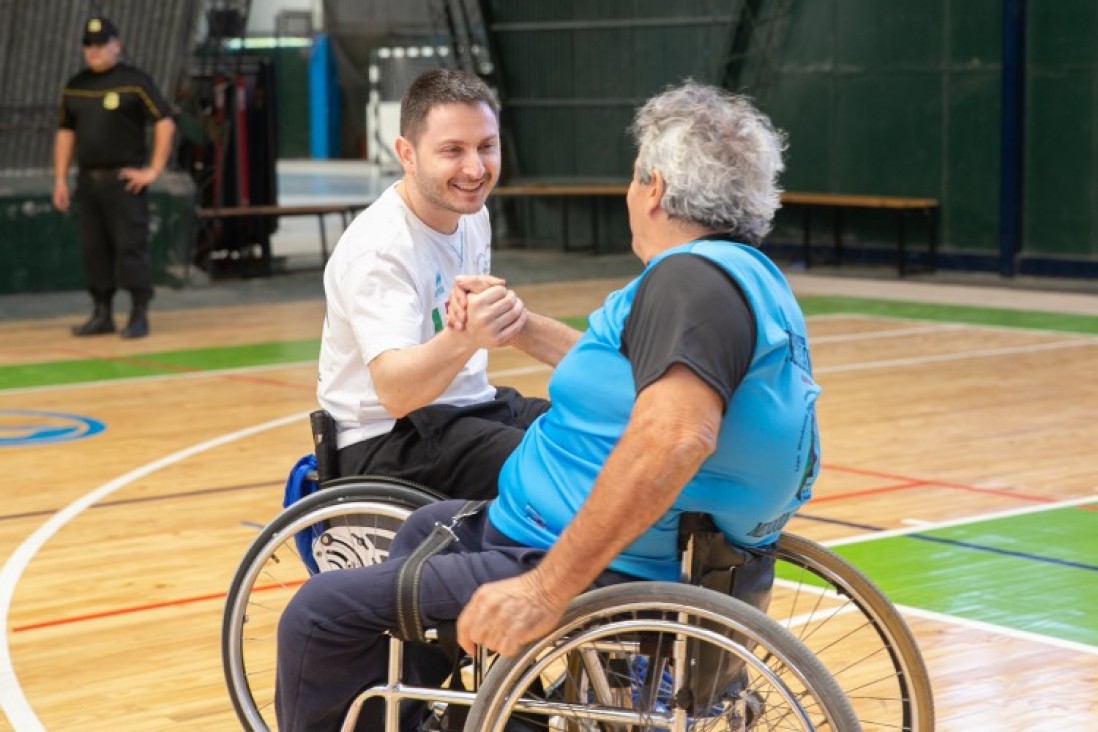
left=489, top=241, right=821, bottom=581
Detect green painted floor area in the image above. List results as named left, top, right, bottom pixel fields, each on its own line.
left=800, top=295, right=1098, bottom=335
left=832, top=505, right=1098, bottom=646
left=0, top=339, right=320, bottom=390
left=3, top=296, right=1096, bottom=392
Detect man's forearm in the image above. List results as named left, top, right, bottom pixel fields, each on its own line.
left=53, top=130, right=74, bottom=182
left=530, top=366, right=722, bottom=605
left=369, top=327, right=479, bottom=418
left=509, top=313, right=581, bottom=367
left=149, top=119, right=175, bottom=174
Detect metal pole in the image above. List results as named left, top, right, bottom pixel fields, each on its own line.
left=998, top=0, right=1026, bottom=278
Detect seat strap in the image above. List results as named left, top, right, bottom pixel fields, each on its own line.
left=394, top=500, right=488, bottom=644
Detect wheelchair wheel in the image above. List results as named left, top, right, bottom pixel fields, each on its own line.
left=773, top=533, right=935, bottom=732
left=466, top=582, right=861, bottom=731
left=221, top=477, right=441, bottom=731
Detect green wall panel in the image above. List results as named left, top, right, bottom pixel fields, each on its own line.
left=271, top=46, right=312, bottom=159
left=779, top=0, right=834, bottom=68
left=944, top=71, right=1001, bottom=252
left=0, top=173, right=196, bottom=295
left=832, top=73, right=942, bottom=196
left=1025, top=70, right=1094, bottom=256
left=491, top=0, right=740, bottom=182
left=487, top=0, right=1098, bottom=267
left=948, top=0, right=1000, bottom=65
left=1028, top=0, right=1097, bottom=65
left=835, top=0, right=944, bottom=69
left=766, top=75, right=833, bottom=192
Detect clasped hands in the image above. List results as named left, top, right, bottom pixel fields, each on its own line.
left=446, top=274, right=527, bottom=347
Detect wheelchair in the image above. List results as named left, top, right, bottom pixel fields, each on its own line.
left=222, top=416, right=933, bottom=730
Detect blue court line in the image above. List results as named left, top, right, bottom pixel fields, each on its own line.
left=907, top=533, right=1098, bottom=573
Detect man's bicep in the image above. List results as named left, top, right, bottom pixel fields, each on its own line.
left=622, top=255, right=755, bottom=409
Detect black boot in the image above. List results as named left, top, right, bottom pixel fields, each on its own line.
left=120, top=289, right=152, bottom=339
left=72, top=297, right=115, bottom=336
left=120, top=304, right=149, bottom=339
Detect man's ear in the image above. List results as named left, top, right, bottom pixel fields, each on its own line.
left=394, top=136, right=415, bottom=173
left=646, top=170, right=666, bottom=215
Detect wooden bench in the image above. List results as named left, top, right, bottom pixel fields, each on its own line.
left=491, top=182, right=628, bottom=252
left=492, top=183, right=939, bottom=276
left=196, top=202, right=372, bottom=272
left=780, top=192, right=939, bottom=277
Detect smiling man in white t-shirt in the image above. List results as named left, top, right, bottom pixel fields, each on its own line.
left=317, top=68, right=577, bottom=498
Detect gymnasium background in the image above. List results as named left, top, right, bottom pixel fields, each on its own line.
left=0, top=0, right=1095, bottom=294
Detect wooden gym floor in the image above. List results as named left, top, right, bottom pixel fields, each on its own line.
left=1, top=267, right=1097, bottom=731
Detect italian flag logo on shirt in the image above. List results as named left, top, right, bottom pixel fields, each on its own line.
left=432, top=307, right=444, bottom=333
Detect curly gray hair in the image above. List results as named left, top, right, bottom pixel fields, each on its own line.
left=631, top=81, right=787, bottom=245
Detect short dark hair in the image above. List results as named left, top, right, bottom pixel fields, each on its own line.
left=399, top=69, right=499, bottom=143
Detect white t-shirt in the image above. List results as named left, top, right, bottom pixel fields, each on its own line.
left=318, top=183, right=496, bottom=448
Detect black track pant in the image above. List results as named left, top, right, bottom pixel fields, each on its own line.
left=337, top=387, right=551, bottom=499
left=76, top=169, right=151, bottom=297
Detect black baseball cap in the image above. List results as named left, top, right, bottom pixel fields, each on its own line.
left=82, top=17, right=119, bottom=46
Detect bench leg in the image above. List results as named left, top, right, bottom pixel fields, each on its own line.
left=562, top=197, right=571, bottom=251
left=897, top=211, right=908, bottom=277
left=318, top=214, right=330, bottom=264
left=833, top=207, right=844, bottom=266
left=591, top=197, right=600, bottom=254
left=926, top=207, right=938, bottom=273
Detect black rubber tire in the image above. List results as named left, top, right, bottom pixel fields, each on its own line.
left=775, top=532, right=935, bottom=732
left=465, top=581, right=862, bottom=732
left=221, top=478, right=439, bottom=731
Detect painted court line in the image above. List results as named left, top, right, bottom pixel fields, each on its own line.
left=816, top=337, right=1094, bottom=375
left=830, top=311, right=1098, bottom=340
left=895, top=603, right=1098, bottom=658
left=0, top=411, right=310, bottom=732
left=3, top=314, right=1096, bottom=726
left=0, top=359, right=317, bottom=396
left=822, top=493, right=1098, bottom=548
left=809, top=322, right=965, bottom=343
left=4, top=314, right=1096, bottom=397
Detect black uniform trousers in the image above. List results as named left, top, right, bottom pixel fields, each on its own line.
left=76, top=169, right=152, bottom=298
left=275, top=499, right=637, bottom=731
left=337, top=387, right=551, bottom=499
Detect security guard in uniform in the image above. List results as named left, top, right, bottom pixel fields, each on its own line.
left=52, top=17, right=175, bottom=339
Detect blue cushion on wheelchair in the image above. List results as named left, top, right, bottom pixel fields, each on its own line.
left=282, top=453, right=321, bottom=574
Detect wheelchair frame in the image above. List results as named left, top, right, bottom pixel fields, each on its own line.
left=222, top=476, right=933, bottom=731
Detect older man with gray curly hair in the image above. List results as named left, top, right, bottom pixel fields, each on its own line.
left=631, top=81, right=786, bottom=245
left=275, top=80, right=819, bottom=732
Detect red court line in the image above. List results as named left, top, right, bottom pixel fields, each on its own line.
left=810, top=480, right=929, bottom=503
left=12, top=579, right=306, bottom=633
left=823, top=463, right=1098, bottom=511
left=12, top=463, right=1094, bottom=635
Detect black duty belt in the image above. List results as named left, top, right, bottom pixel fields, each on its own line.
left=80, top=168, right=124, bottom=180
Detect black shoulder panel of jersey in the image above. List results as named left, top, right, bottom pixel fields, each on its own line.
left=620, top=252, right=756, bottom=411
